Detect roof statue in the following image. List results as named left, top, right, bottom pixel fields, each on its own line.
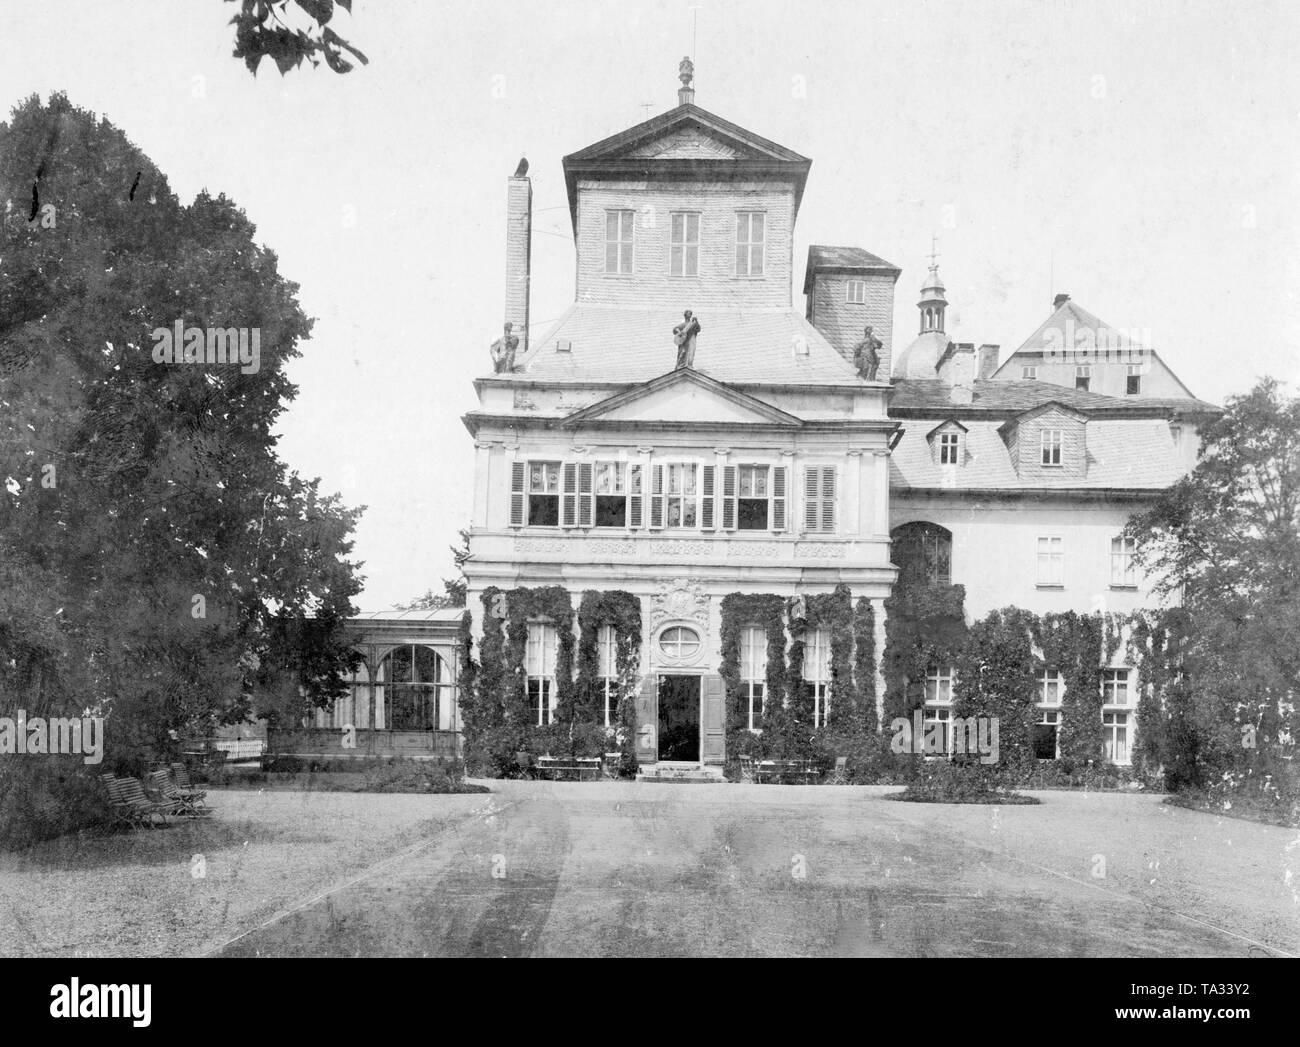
left=513, top=156, right=529, bottom=177
left=490, top=321, right=519, bottom=374
left=673, top=310, right=701, bottom=369
left=853, top=325, right=882, bottom=381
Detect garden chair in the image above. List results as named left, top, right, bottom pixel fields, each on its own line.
left=737, top=754, right=756, bottom=784
left=601, top=752, right=623, bottom=781
left=150, top=769, right=210, bottom=817
left=170, top=762, right=208, bottom=807
left=106, top=776, right=175, bottom=828
left=826, top=756, right=849, bottom=785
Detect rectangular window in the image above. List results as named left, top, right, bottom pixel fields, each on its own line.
left=740, top=626, right=766, bottom=731
left=846, top=279, right=867, bottom=305
left=605, top=210, right=634, bottom=275
left=735, top=211, right=765, bottom=277
left=1039, top=670, right=1064, bottom=705
left=1102, top=669, right=1131, bottom=706
left=1036, top=536, right=1064, bottom=586
left=737, top=464, right=771, bottom=530
left=1103, top=711, right=1129, bottom=763
left=924, top=665, right=953, bottom=705
left=597, top=625, right=616, bottom=727
left=922, top=705, right=951, bottom=755
left=1041, top=429, right=1063, bottom=467
left=669, top=212, right=700, bottom=277
left=527, top=461, right=561, bottom=526
left=526, top=623, right=558, bottom=725
left=939, top=432, right=960, bottom=465
left=1022, top=365, right=1037, bottom=380
left=1075, top=365, right=1091, bottom=392
left=1110, top=536, right=1136, bottom=587
left=1126, top=364, right=1141, bottom=396
left=664, top=462, right=699, bottom=529
left=1033, top=708, right=1061, bottom=759
left=594, top=461, right=629, bottom=528
left=802, top=465, right=837, bottom=534
left=802, top=627, right=832, bottom=728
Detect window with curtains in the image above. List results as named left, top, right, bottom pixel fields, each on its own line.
left=735, top=211, right=765, bottom=276
left=512, top=460, right=642, bottom=530
left=669, top=212, right=700, bottom=277
left=1036, top=536, right=1064, bottom=586
left=1041, top=429, right=1063, bottom=467
left=605, top=209, right=634, bottom=274
left=1110, top=536, right=1137, bottom=587
left=596, top=625, right=616, bottom=727
left=803, top=627, right=832, bottom=728
left=737, top=464, right=771, bottom=530
left=740, top=625, right=766, bottom=731
left=802, top=465, right=836, bottom=534
left=526, top=623, right=558, bottom=726
left=648, top=461, right=786, bottom=533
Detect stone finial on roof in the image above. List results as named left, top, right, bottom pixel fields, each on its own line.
left=678, top=56, right=695, bottom=105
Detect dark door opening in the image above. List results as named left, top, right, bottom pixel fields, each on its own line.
left=657, top=675, right=701, bottom=762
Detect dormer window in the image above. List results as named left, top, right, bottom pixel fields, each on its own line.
left=735, top=212, right=765, bottom=277
left=605, top=210, right=634, bottom=274
left=669, top=212, right=700, bottom=277
left=1041, top=429, right=1063, bottom=467
left=1075, top=365, right=1091, bottom=392
left=846, top=279, right=867, bottom=305
left=939, top=432, right=960, bottom=465
left=1022, top=365, right=1037, bottom=380
left=1126, top=364, right=1142, bottom=395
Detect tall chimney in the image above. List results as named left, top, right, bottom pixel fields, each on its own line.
left=977, top=344, right=1000, bottom=379
left=1053, top=292, right=1070, bottom=309
left=505, top=170, right=532, bottom=355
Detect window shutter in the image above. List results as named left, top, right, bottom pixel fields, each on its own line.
left=628, top=464, right=643, bottom=529
left=649, top=464, right=665, bottom=529
left=577, top=463, right=594, bottom=527
left=701, top=464, right=716, bottom=530
left=820, top=467, right=836, bottom=534
left=510, top=461, right=526, bottom=527
left=562, top=462, right=577, bottom=527
left=803, top=467, right=820, bottom=532
left=772, top=465, right=787, bottom=531
left=721, top=465, right=737, bottom=530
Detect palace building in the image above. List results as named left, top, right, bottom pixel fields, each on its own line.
left=311, top=61, right=1216, bottom=774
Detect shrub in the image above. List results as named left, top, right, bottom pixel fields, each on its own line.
left=0, top=762, right=113, bottom=849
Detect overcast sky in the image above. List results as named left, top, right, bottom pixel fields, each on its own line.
left=4, top=0, right=1298, bottom=609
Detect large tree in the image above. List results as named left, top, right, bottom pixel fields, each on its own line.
left=1124, top=378, right=1300, bottom=791
left=0, top=93, right=363, bottom=784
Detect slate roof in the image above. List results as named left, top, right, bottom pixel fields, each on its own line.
left=802, top=245, right=901, bottom=293
left=509, top=304, right=873, bottom=386
left=889, top=378, right=1154, bottom=415
left=890, top=417, right=1185, bottom=491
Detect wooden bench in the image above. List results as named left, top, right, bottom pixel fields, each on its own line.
left=755, top=758, right=822, bottom=785
left=534, top=756, right=602, bottom=781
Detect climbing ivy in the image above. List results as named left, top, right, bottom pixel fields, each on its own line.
left=718, top=593, right=786, bottom=762
left=881, top=583, right=968, bottom=725
left=853, top=599, right=879, bottom=735
left=576, top=590, right=642, bottom=775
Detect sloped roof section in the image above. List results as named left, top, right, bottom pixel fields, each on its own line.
left=889, top=378, right=1176, bottom=416
left=802, top=245, right=901, bottom=293
left=513, top=305, right=870, bottom=386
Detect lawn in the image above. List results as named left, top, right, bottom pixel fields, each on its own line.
left=0, top=782, right=1295, bottom=957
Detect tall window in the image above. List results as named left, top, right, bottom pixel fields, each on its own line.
left=1033, top=670, right=1063, bottom=759
left=669, top=212, right=700, bottom=277
left=1022, top=365, right=1037, bottom=380
left=380, top=645, right=451, bottom=731
left=923, top=666, right=954, bottom=754
left=527, top=461, right=561, bottom=526
left=740, top=626, right=766, bottom=731
left=1041, top=429, right=1063, bottom=467
left=802, top=465, right=837, bottom=534
left=1036, top=536, right=1064, bottom=586
left=737, top=464, right=771, bottom=530
left=526, top=624, right=558, bottom=725
left=605, top=210, right=634, bottom=274
left=939, top=432, right=960, bottom=465
left=892, top=522, right=952, bottom=587
left=735, top=212, right=765, bottom=277
left=1126, top=364, right=1142, bottom=395
left=1103, top=711, right=1129, bottom=763
left=594, top=461, right=634, bottom=528
left=597, top=625, right=617, bottom=727
left=1110, top=536, right=1136, bottom=587
left=1075, top=365, right=1091, bottom=392
left=664, top=463, right=698, bottom=528
left=803, top=627, right=832, bottom=728
left=846, top=279, right=867, bottom=304
left=1102, top=669, right=1131, bottom=706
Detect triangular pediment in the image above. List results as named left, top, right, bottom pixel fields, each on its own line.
left=562, top=369, right=802, bottom=428
left=565, top=104, right=807, bottom=164
left=625, top=126, right=746, bottom=160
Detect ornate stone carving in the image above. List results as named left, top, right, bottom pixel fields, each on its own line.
left=673, top=310, right=701, bottom=369
left=646, top=539, right=709, bottom=558
left=587, top=538, right=636, bottom=556
left=512, top=390, right=537, bottom=410
left=649, top=577, right=709, bottom=632
left=852, top=325, right=883, bottom=381
left=490, top=322, right=519, bottom=374
left=727, top=541, right=783, bottom=557
left=514, top=537, right=565, bottom=554
left=794, top=542, right=847, bottom=559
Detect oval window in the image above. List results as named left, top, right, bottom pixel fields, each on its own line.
left=659, top=626, right=701, bottom=660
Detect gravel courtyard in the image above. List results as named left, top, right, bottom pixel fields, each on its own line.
left=2, top=782, right=1296, bottom=957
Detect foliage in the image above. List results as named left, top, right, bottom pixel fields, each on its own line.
left=1032, top=611, right=1105, bottom=765
left=881, top=582, right=967, bottom=724
left=394, top=528, right=470, bottom=610
left=888, top=759, right=1041, bottom=805
left=227, top=0, right=368, bottom=76
left=0, top=94, right=362, bottom=838
left=575, top=590, right=641, bottom=776
left=853, top=599, right=879, bottom=735
left=953, top=607, right=1039, bottom=782
left=718, top=593, right=786, bottom=762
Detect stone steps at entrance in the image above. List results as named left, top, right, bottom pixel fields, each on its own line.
left=636, top=763, right=727, bottom=784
